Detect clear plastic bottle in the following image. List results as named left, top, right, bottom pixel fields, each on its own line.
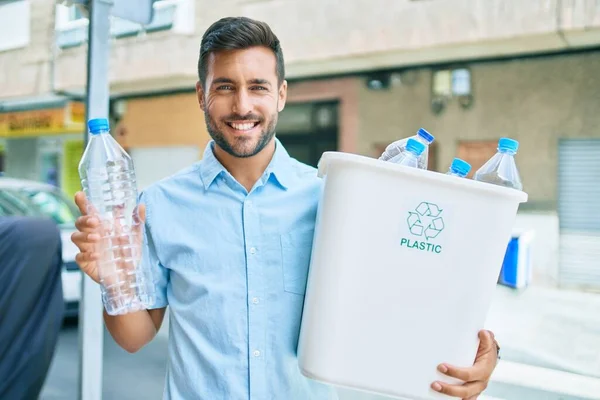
left=473, top=138, right=523, bottom=190
left=446, top=158, right=471, bottom=178
left=389, top=138, right=426, bottom=168
left=379, top=128, right=434, bottom=169
left=78, top=118, right=154, bottom=315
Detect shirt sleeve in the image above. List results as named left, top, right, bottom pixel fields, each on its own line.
left=139, top=191, right=169, bottom=309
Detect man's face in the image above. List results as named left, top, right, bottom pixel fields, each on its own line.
left=197, top=46, right=287, bottom=158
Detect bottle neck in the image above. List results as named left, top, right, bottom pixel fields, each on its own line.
left=416, top=136, right=431, bottom=146
left=91, top=129, right=110, bottom=136
left=449, top=169, right=466, bottom=177
left=498, top=148, right=516, bottom=156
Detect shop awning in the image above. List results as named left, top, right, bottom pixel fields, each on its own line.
left=0, top=94, right=85, bottom=138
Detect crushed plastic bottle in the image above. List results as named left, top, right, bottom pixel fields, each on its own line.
left=78, top=118, right=155, bottom=315
left=446, top=158, right=471, bottom=178
left=473, top=138, right=523, bottom=190
left=389, top=138, right=426, bottom=168
left=379, top=128, right=434, bottom=169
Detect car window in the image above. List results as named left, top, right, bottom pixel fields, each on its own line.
left=21, top=189, right=79, bottom=225
left=0, top=190, right=42, bottom=217
left=0, top=201, right=12, bottom=216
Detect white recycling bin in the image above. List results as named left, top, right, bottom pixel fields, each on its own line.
left=298, top=152, right=528, bottom=400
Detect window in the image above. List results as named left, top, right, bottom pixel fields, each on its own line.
left=70, top=5, right=85, bottom=22
left=0, top=0, right=30, bottom=52
left=55, top=0, right=194, bottom=48
left=277, top=101, right=339, bottom=168
left=0, top=189, right=41, bottom=217
left=21, top=188, right=79, bottom=226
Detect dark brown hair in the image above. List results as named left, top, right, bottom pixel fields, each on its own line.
left=198, top=17, right=285, bottom=87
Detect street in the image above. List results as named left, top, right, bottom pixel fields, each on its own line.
left=40, top=285, right=600, bottom=400
left=40, top=316, right=169, bottom=400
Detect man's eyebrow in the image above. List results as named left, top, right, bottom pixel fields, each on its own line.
left=211, top=78, right=272, bottom=86
left=248, top=79, right=271, bottom=86
left=212, top=77, right=235, bottom=85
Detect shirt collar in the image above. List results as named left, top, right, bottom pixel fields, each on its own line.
left=200, top=137, right=295, bottom=190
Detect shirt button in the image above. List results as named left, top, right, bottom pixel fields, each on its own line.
left=252, top=297, right=259, bottom=304
left=253, top=350, right=261, bottom=357
left=250, top=247, right=256, bottom=255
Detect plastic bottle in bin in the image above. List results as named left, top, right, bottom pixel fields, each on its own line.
left=379, top=128, right=434, bottom=169
left=78, top=118, right=155, bottom=315
left=446, top=158, right=471, bottom=178
left=474, top=138, right=523, bottom=190
left=389, top=138, right=426, bottom=168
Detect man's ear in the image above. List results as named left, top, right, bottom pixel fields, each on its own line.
left=196, top=81, right=205, bottom=111
left=278, top=80, right=288, bottom=113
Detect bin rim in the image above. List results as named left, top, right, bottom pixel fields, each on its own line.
left=317, top=151, right=528, bottom=203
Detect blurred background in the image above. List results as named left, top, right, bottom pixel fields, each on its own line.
left=0, top=0, right=599, bottom=399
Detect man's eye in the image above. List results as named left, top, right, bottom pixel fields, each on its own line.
left=217, top=85, right=233, bottom=90
left=251, top=86, right=267, bottom=91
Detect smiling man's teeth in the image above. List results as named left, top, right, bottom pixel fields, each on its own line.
left=231, top=122, right=255, bottom=131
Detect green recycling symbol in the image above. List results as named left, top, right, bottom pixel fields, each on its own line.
left=407, top=202, right=445, bottom=240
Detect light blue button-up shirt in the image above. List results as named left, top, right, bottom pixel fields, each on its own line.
left=140, top=139, right=338, bottom=400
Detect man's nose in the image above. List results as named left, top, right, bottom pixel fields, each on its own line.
left=232, top=89, right=252, bottom=116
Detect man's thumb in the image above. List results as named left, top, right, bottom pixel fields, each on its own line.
left=137, top=203, right=146, bottom=224
left=479, top=330, right=494, bottom=350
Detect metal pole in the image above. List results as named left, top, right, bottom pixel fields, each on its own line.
left=79, top=1, right=113, bottom=399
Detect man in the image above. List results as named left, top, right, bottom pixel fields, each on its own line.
left=0, top=216, right=64, bottom=399
left=72, top=17, right=499, bottom=399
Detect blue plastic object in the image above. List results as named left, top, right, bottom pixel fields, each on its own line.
left=88, top=118, right=110, bottom=135
left=498, top=230, right=534, bottom=289
left=448, top=158, right=471, bottom=177
left=416, top=128, right=434, bottom=144
left=406, top=138, right=426, bottom=156
left=498, top=137, right=519, bottom=153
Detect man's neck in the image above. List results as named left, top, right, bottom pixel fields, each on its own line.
left=212, top=139, right=277, bottom=192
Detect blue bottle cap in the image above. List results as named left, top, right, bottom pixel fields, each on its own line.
left=406, top=138, right=426, bottom=156
left=417, top=128, right=435, bottom=144
left=498, top=137, right=519, bottom=153
left=88, top=118, right=110, bottom=135
left=450, top=158, right=471, bottom=176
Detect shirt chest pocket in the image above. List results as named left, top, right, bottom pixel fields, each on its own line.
left=280, top=227, right=315, bottom=295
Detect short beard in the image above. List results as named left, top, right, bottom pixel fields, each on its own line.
left=205, top=108, right=277, bottom=158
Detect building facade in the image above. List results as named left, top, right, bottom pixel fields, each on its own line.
left=1, top=0, right=600, bottom=288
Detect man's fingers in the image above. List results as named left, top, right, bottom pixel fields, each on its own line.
left=438, top=330, right=497, bottom=381
left=71, top=231, right=100, bottom=250
left=133, top=203, right=146, bottom=240
left=478, top=330, right=495, bottom=352
left=438, top=363, right=485, bottom=383
left=75, top=251, right=99, bottom=268
left=431, top=379, right=487, bottom=398
left=75, top=191, right=100, bottom=216
left=137, top=203, right=146, bottom=224
left=74, top=215, right=100, bottom=233
left=74, top=191, right=88, bottom=215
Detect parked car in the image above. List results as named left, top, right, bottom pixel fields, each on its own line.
left=0, top=177, right=82, bottom=317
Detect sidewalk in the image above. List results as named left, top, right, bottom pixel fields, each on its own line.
left=485, top=284, right=600, bottom=379
left=40, top=318, right=169, bottom=400
left=337, top=283, right=600, bottom=400
left=41, top=286, right=600, bottom=399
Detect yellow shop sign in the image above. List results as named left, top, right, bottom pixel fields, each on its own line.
left=0, top=102, right=85, bottom=138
